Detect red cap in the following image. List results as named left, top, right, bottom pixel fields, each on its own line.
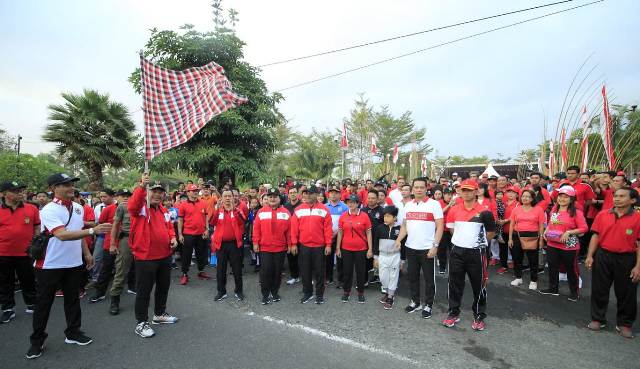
left=186, top=184, right=199, bottom=192
left=459, top=179, right=479, bottom=191
left=617, top=170, right=626, bottom=176
left=506, top=186, right=520, bottom=197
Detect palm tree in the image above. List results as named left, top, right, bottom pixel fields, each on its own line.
left=43, top=89, right=137, bottom=190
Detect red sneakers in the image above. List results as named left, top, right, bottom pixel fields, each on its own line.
left=496, top=267, right=507, bottom=275
left=489, top=259, right=498, bottom=266
left=55, top=290, right=64, bottom=297
left=442, top=315, right=460, bottom=328
left=197, top=271, right=211, bottom=280
left=507, top=261, right=514, bottom=269
left=471, top=319, right=485, bottom=331
left=180, top=274, right=189, bottom=285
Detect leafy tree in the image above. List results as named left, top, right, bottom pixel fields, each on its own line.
left=42, top=89, right=137, bottom=191
left=0, top=126, right=15, bottom=153
left=374, top=105, right=431, bottom=163
left=0, top=153, right=66, bottom=191
left=289, top=129, right=341, bottom=180
left=130, top=9, right=283, bottom=185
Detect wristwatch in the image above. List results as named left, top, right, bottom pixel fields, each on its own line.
left=88, top=228, right=95, bottom=236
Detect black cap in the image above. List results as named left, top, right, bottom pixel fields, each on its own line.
left=0, top=181, right=26, bottom=192
left=488, top=175, right=498, bottom=180
left=346, top=194, right=360, bottom=203
left=115, top=189, right=132, bottom=197
left=101, top=188, right=115, bottom=196
left=267, top=188, right=280, bottom=196
left=279, top=182, right=287, bottom=188
left=327, top=185, right=340, bottom=193
left=149, top=183, right=166, bottom=192
left=303, top=185, right=319, bottom=194
left=47, top=173, right=80, bottom=187
left=374, top=181, right=385, bottom=187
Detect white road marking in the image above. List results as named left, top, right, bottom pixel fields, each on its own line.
left=245, top=311, right=420, bottom=365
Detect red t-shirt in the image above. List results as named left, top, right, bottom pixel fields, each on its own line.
left=98, top=204, right=117, bottom=250
left=0, top=202, right=40, bottom=256
left=591, top=209, right=640, bottom=253
left=83, top=203, right=96, bottom=248
left=220, top=210, right=237, bottom=241
left=338, top=210, right=372, bottom=251
left=178, top=200, right=207, bottom=235
left=510, top=206, right=546, bottom=233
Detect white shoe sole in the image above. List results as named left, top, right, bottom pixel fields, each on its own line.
left=152, top=319, right=178, bottom=325
left=135, top=330, right=155, bottom=338
left=64, top=338, right=93, bottom=346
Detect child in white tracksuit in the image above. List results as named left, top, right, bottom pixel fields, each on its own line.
left=373, top=206, right=402, bottom=309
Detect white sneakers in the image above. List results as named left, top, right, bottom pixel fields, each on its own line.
left=286, top=278, right=300, bottom=285
left=510, top=278, right=523, bottom=287
left=152, top=313, right=179, bottom=324
left=135, top=322, right=155, bottom=338
left=529, top=282, right=538, bottom=290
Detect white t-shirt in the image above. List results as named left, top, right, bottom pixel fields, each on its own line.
left=37, top=200, right=85, bottom=269
left=402, top=198, right=443, bottom=250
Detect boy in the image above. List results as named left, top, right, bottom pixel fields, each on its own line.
left=373, top=206, right=402, bottom=309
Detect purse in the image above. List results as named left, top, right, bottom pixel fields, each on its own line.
left=29, top=207, right=73, bottom=260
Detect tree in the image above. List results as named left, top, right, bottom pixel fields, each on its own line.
left=130, top=9, right=283, bottom=185
left=42, top=89, right=137, bottom=191
left=374, top=105, right=431, bottom=163
left=0, top=126, right=15, bottom=153
left=516, top=148, right=539, bottom=163
left=289, top=130, right=341, bottom=180
left=0, top=153, right=66, bottom=191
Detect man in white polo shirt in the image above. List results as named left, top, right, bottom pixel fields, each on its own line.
left=27, top=173, right=111, bottom=360
left=394, top=177, right=444, bottom=319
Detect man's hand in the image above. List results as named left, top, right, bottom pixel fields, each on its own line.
left=585, top=256, right=594, bottom=270
left=289, top=245, right=298, bottom=256
left=373, top=258, right=379, bottom=268
left=508, top=239, right=514, bottom=248
left=84, top=252, right=95, bottom=271
left=253, top=244, right=260, bottom=253
left=109, top=245, right=119, bottom=255
left=203, top=230, right=210, bottom=239
left=140, top=173, right=150, bottom=188
left=366, top=249, right=373, bottom=259
left=336, top=248, right=341, bottom=258
left=93, top=223, right=112, bottom=235
left=170, top=238, right=178, bottom=250
left=630, top=265, right=640, bottom=283
left=427, top=247, right=438, bottom=259
left=393, top=240, right=401, bottom=250
left=178, top=234, right=185, bottom=244
left=324, top=246, right=331, bottom=256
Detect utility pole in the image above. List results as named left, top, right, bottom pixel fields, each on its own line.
left=16, top=134, right=22, bottom=155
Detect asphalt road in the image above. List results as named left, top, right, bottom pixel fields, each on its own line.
left=1, top=261, right=638, bottom=369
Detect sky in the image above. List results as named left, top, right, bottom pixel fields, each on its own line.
left=1, top=0, right=638, bottom=160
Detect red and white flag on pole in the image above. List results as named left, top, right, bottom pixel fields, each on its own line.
left=392, top=144, right=399, bottom=164
left=370, top=135, right=378, bottom=154
left=560, top=128, right=568, bottom=172
left=340, top=121, right=349, bottom=149
left=548, top=140, right=555, bottom=175
left=579, top=105, right=590, bottom=172
left=601, top=85, right=616, bottom=170
left=140, top=55, right=248, bottom=160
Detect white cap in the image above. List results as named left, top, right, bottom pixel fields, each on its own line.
left=452, top=172, right=458, bottom=176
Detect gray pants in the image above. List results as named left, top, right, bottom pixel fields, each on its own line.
left=91, top=237, right=104, bottom=280
left=110, top=236, right=134, bottom=297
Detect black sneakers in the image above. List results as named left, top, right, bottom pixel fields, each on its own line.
left=89, top=294, right=105, bottom=303
left=341, top=294, right=349, bottom=303
left=315, top=296, right=325, bottom=305
left=214, top=293, right=227, bottom=301
left=235, top=292, right=245, bottom=301
left=568, top=291, right=579, bottom=302
left=300, top=294, right=314, bottom=304
left=26, top=344, right=43, bottom=359
left=109, top=296, right=120, bottom=315
left=404, top=301, right=422, bottom=313
left=261, top=296, right=271, bottom=305
left=422, top=305, right=432, bottom=319
left=1, top=309, right=16, bottom=323
left=271, top=294, right=281, bottom=302
left=357, top=295, right=366, bottom=304
left=65, top=332, right=93, bottom=346
left=539, top=289, right=559, bottom=296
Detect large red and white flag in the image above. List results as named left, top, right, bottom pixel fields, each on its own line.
left=140, top=55, right=248, bottom=160
left=370, top=135, right=378, bottom=154
left=548, top=140, right=555, bottom=175
left=601, top=85, right=616, bottom=170
left=392, top=144, right=399, bottom=164
left=579, top=105, right=590, bottom=172
left=340, top=121, right=349, bottom=149
left=560, top=128, right=568, bottom=172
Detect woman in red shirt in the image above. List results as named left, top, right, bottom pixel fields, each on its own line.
left=336, top=195, right=373, bottom=303
left=496, top=188, right=519, bottom=274
left=435, top=188, right=454, bottom=274
left=508, top=190, right=546, bottom=290
left=540, top=186, right=588, bottom=301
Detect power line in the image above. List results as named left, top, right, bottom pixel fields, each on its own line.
left=275, top=0, right=603, bottom=92
left=258, top=0, right=580, bottom=68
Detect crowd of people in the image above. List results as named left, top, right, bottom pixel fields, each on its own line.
left=1, top=166, right=639, bottom=360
